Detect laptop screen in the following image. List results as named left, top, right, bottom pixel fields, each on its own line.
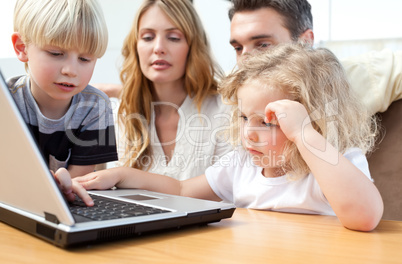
left=0, top=70, right=76, bottom=225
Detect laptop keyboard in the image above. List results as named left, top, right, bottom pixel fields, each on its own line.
left=69, top=194, right=170, bottom=221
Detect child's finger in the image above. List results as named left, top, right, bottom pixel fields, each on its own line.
left=264, top=103, right=274, bottom=123
left=54, top=168, right=72, bottom=195
left=72, top=181, right=94, bottom=206
left=265, top=102, right=279, bottom=123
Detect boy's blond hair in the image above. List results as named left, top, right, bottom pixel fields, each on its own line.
left=219, top=43, right=378, bottom=178
left=14, top=0, right=108, bottom=58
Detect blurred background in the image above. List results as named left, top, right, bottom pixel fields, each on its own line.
left=1, top=0, right=402, bottom=83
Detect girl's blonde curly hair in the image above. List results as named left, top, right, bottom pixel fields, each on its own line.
left=219, top=43, right=378, bottom=179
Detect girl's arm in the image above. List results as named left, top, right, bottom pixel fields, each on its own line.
left=74, top=167, right=221, bottom=202
left=266, top=100, right=384, bottom=231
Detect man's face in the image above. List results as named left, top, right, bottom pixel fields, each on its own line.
left=230, top=7, right=293, bottom=61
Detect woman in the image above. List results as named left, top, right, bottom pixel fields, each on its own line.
left=114, top=0, right=232, bottom=180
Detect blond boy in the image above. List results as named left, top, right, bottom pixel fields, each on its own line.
left=9, top=0, right=117, bottom=178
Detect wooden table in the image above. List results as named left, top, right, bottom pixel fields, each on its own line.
left=1, top=208, right=401, bottom=263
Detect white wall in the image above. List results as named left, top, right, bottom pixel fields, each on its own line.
left=1, top=0, right=402, bottom=83
left=193, top=0, right=235, bottom=72
left=91, top=0, right=141, bottom=84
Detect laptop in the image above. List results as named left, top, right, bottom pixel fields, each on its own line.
left=0, top=70, right=235, bottom=248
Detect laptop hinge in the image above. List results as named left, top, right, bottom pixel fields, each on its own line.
left=44, top=212, right=60, bottom=224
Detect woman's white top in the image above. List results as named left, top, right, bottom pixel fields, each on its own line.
left=114, top=94, right=233, bottom=180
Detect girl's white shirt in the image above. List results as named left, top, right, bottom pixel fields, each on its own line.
left=205, top=147, right=372, bottom=215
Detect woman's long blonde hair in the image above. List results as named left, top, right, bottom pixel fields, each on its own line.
left=119, top=0, right=222, bottom=169
left=219, top=43, right=378, bottom=178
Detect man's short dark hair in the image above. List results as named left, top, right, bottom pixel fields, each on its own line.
left=228, top=0, right=313, bottom=41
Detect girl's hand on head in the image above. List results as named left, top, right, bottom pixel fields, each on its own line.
left=264, top=99, right=314, bottom=143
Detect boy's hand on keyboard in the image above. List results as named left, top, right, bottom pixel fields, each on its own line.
left=53, top=168, right=94, bottom=207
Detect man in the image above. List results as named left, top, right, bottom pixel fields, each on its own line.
left=229, top=0, right=314, bottom=57
left=228, top=0, right=402, bottom=115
